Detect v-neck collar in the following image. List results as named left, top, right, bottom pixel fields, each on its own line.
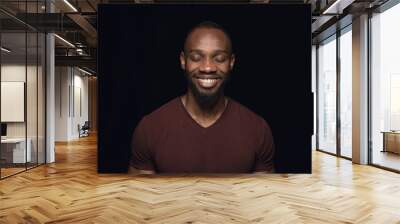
left=178, top=96, right=231, bottom=130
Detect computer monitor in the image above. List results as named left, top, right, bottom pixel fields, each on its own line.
left=1, top=123, right=7, bottom=137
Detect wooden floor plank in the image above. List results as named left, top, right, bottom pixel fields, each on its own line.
left=0, top=134, right=400, bottom=223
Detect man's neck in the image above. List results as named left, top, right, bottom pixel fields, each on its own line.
left=181, top=91, right=228, bottom=127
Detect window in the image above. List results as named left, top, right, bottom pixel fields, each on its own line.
left=339, top=27, right=352, bottom=158
left=370, top=2, right=400, bottom=171
left=317, top=35, right=337, bottom=154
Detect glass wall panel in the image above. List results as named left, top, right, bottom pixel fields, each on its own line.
left=318, top=35, right=337, bottom=154
left=1, top=31, right=28, bottom=177
left=27, top=30, right=38, bottom=169
left=339, top=28, right=352, bottom=158
left=0, top=1, right=46, bottom=179
left=38, top=32, right=45, bottom=165
left=26, top=0, right=40, bottom=169
left=371, top=3, right=400, bottom=171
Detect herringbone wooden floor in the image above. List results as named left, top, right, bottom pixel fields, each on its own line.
left=1, top=135, right=400, bottom=224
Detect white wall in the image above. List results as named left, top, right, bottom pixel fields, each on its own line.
left=1, top=66, right=26, bottom=137
left=55, top=66, right=70, bottom=141
left=55, top=66, right=89, bottom=141
left=1, top=63, right=46, bottom=164
left=1, top=64, right=41, bottom=137
left=72, top=73, right=89, bottom=138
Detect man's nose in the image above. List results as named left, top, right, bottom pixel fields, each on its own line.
left=199, top=58, right=217, bottom=73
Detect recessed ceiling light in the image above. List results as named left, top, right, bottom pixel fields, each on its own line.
left=1, top=47, right=11, bottom=53
left=322, top=0, right=353, bottom=15
left=77, top=67, right=92, bottom=76
left=63, top=0, right=78, bottom=12
left=54, top=34, right=75, bottom=48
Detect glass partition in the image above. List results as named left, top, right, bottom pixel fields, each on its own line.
left=317, top=35, right=337, bottom=154
left=0, top=1, right=46, bottom=179
left=1, top=31, right=28, bottom=177
left=38, top=32, right=45, bottom=165
left=27, top=30, right=38, bottom=170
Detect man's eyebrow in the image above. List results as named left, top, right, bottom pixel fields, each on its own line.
left=187, top=49, right=231, bottom=54
left=213, top=50, right=230, bottom=54
left=188, top=49, right=203, bottom=54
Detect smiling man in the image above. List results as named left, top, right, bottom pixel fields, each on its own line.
left=129, top=21, right=274, bottom=174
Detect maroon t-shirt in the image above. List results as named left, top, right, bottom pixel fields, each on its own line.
left=130, top=97, right=274, bottom=173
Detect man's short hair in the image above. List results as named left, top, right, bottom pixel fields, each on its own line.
left=183, top=21, right=233, bottom=54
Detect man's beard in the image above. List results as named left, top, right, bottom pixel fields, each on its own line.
left=185, top=71, right=229, bottom=110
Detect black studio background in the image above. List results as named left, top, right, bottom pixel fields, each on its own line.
left=98, top=4, right=312, bottom=173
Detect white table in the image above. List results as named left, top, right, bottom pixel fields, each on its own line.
left=1, top=138, right=31, bottom=163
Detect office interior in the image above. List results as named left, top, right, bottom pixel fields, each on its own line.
left=0, top=0, right=399, bottom=223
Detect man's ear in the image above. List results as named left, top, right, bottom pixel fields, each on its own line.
left=230, top=54, right=235, bottom=70
left=180, top=51, right=186, bottom=70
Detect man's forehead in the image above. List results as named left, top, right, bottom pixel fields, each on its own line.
left=189, top=27, right=228, bottom=39
left=184, top=27, right=232, bottom=52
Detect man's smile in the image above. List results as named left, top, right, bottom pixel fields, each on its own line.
left=193, top=74, right=222, bottom=89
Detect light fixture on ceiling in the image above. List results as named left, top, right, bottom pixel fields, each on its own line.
left=54, top=34, right=75, bottom=48
left=322, top=0, right=352, bottom=15
left=1, top=47, right=11, bottom=53
left=63, top=0, right=78, bottom=12
left=77, top=67, right=93, bottom=76
left=76, top=48, right=85, bottom=55
left=322, top=0, right=340, bottom=14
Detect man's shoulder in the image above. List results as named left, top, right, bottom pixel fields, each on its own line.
left=229, top=99, right=273, bottom=144
left=141, top=97, right=181, bottom=126
left=229, top=98, right=269, bottom=127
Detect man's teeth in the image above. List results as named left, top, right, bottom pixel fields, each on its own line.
left=198, top=78, right=217, bottom=83
left=196, top=78, right=219, bottom=88
left=202, top=79, right=216, bottom=83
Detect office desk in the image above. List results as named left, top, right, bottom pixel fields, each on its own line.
left=1, top=138, right=31, bottom=163
left=381, top=131, right=400, bottom=154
